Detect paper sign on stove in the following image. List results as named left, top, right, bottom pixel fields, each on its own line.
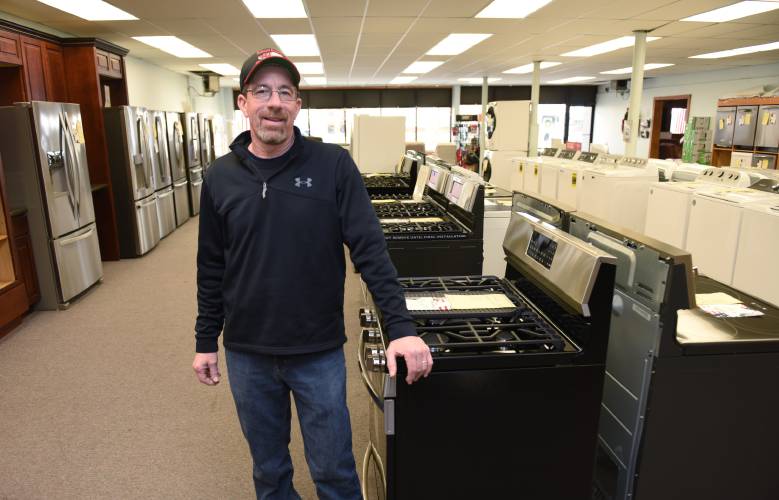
left=406, top=296, right=451, bottom=311
left=444, top=293, right=515, bottom=310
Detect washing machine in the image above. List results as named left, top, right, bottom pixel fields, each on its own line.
left=578, top=156, right=658, bottom=233
left=539, top=149, right=577, bottom=200
left=733, top=180, right=779, bottom=306
left=556, top=151, right=600, bottom=208
left=485, top=100, right=531, bottom=151
left=644, top=167, right=750, bottom=249
left=686, top=183, right=779, bottom=285
left=481, top=187, right=513, bottom=277
left=483, top=149, right=527, bottom=191
left=520, top=148, right=561, bottom=195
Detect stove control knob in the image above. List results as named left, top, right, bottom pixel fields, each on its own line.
left=359, top=308, right=377, bottom=327
left=365, top=347, right=386, bottom=372
left=362, top=328, right=382, bottom=343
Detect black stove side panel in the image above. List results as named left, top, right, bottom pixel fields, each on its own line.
left=633, top=351, right=779, bottom=500
left=390, top=364, right=605, bottom=500
left=387, top=242, right=483, bottom=278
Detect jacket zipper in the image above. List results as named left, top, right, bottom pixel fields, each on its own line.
left=262, top=182, right=267, bottom=199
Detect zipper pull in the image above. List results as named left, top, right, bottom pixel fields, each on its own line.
left=262, top=181, right=267, bottom=199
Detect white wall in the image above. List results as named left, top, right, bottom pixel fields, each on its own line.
left=125, top=56, right=190, bottom=112
left=592, top=62, right=779, bottom=157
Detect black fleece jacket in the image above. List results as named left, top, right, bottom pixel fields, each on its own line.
left=195, top=127, right=415, bottom=354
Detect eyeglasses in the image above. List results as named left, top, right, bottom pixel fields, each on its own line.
left=245, top=85, right=298, bottom=102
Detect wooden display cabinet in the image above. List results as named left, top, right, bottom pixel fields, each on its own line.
left=62, top=38, right=130, bottom=261
left=0, top=155, right=29, bottom=337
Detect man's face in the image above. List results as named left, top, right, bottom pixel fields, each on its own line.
left=237, top=65, right=301, bottom=146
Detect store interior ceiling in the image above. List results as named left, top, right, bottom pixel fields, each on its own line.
left=1, top=0, right=778, bottom=88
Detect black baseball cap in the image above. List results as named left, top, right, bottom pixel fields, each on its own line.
left=240, top=48, right=301, bottom=92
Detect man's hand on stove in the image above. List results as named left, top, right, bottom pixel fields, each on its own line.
left=386, top=336, right=433, bottom=384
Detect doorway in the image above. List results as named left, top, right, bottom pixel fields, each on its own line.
left=649, top=95, right=691, bottom=159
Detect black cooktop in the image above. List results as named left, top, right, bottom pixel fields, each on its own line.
left=381, top=220, right=467, bottom=240
left=362, top=175, right=410, bottom=188
left=397, top=275, right=569, bottom=356
left=370, top=192, right=412, bottom=200
left=374, top=202, right=444, bottom=218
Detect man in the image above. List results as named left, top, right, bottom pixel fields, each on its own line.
left=192, top=48, right=432, bottom=500
left=463, top=153, right=480, bottom=173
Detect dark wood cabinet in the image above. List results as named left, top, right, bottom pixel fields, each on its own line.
left=0, top=155, right=28, bottom=337
left=10, top=211, right=39, bottom=307
left=0, top=28, right=21, bottom=65
left=20, top=35, right=47, bottom=101
left=43, top=42, right=67, bottom=102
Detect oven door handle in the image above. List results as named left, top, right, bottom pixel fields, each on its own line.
left=357, top=328, right=383, bottom=410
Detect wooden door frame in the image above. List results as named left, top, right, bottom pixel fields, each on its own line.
left=649, top=94, right=691, bottom=158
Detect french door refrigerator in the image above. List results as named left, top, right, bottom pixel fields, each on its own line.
left=165, top=111, right=190, bottom=226
left=0, top=101, right=103, bottom=310
left=103, top=106, right=160, bottom=258
left=148, top=109, right=175, bottom=238
left=198, top=113, right=215, bottom=172
left=182, top=112, right=203, bottom=216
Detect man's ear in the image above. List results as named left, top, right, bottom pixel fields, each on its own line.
left=237, top=93, right=248, bottom=117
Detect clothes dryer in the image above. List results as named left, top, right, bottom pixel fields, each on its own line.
left=686, top=185, right=779, bottom=284
left=483, top=149, right=526, bottom=191
left=578, top=156, right=658, bottom=233
left=731, top=180, right=779, bottom=306
left=644, top=167, right=749, bottom=249
left=485, top=100, right=530, bottom=151
left=556, top=151, right=600, bottom=208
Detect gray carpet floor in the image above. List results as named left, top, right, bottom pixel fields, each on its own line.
left=0, top=217, right=369, bottom=499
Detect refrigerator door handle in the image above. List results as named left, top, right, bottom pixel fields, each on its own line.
left=58, top=111, right=78, bottom=220
left=174, top=121, right=184, bottom=163
left=173, top=179, right=189, bottom=188
left=137, top=196, right=157, bottom=208
left=157, top=188, right=174, bottom=199
left=62, top=111, right=82, bottom=219
left=57, top=225, right=96, bottom=246
left=135, top=116, right=149, bottom=190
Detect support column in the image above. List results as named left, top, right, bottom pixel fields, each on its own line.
left=452, top=85, right=461, bottom=126
left=529, top=61, right=541, bottom=156
left=625, top=30, right=647, bottom=157
left=479, top=76, right=488, bottom=173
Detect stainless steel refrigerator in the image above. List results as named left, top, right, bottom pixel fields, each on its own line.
left=181, top=112, right=203, bottom=216
left=165, top=111, right=190, bottom=226
left=148, top=109, right=175, bottom=238
left=0, top=101, right=103, bottom=310
left=103, top=106, right=160, bottom=258
left=198, top=113, right=215, bottom=173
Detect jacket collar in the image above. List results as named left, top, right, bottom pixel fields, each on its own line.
left=230, top=125, right=306, bottom=167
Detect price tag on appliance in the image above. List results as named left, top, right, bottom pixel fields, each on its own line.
left=405, top=296, right=451, bottom=311
left=571, top=172, right=577, bottom=186
left=762, top=112, right=770, bottom=126
left=718, top=119, right=724, bottom=130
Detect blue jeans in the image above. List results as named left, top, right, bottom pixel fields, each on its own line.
left=226, top=347, right=362, bottom=500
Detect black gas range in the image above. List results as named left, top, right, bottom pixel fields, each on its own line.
left=358, top=214, right=618, bottom=500
left=369, top=192, right=411, bottom=201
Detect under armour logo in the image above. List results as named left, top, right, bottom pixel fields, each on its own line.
left=294, top=177, right=312, bottom=188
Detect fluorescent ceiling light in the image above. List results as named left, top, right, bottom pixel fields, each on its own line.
left=390, top=76, right=418, bottom=84
left=37, top=0, right=137, bottom=20
left=294, top=62, right=324, bottom=74
left=681, top=1, right=779, bottom=22
left=600, top=63, right=674, bottom=75
left=458, top=77, right=502, bottom=84
left=303, top=77, right=327, bottom=85
left=271, top=34, right=320, bottom=57
left=427, top=33, right=493, bottom=56
left=402, top=61, right=445, bottom=74
left=562, top=36, right=660, bottom=57
left=503, top=61, right=562, bottom=74
left=199, top=63, right=240, bottom=75
left=690, top=40, right=779, bottom=59
left=475, top=0, right=553, bottom=18
left=133, top=36, right=212, bottom=58
left=242, top=0, right=307, bottom=18
left=548, top=76, right=596, bottom=84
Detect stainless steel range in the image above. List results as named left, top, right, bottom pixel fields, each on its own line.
left=358, top=208, right=618, bottom=499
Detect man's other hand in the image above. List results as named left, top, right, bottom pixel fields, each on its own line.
left=193, top=352, right=221, bottom=385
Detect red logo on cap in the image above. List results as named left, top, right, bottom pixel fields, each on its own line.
left=257, top=48, right=285, bottom=62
